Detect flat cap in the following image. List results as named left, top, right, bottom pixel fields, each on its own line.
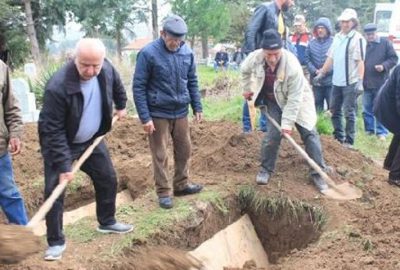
left=163, top=15, right=188, bottom=37
left=363, top=23, right=377, bottom=33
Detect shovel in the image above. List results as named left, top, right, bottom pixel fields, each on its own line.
left=247, top=100, right=257, bottom=131
left=0, top=115, right=119, bottom=264
left=264, top=112, right=362, bottom=201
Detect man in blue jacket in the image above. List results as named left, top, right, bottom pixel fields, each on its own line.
left=374, top=65, right=400, bottom=187
left=362, top=23, right=398, bottom=140
left=305, top=17, right=334, bottom=112
left=133, top=15, right=203, bottom=209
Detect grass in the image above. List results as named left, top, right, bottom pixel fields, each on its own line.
left=202, top=95, right=243, bottom=122
left=198, top=190, right=229, bottom=215
left=238, top=186, right=327, bottom=229
left=197, top=65, right=238, bottom=88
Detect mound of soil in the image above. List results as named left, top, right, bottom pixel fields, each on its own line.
left=2, top=116, right=399, bottom=270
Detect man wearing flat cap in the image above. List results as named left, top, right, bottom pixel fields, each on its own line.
left=133, top=14, right=203, bottom=209
left=362, top=23, right=398, bottom=141
left=241, top=29, right=330, bottom=193
left=315, top=8, right=366, bottom=148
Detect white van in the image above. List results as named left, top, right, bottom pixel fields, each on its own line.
left=374, top=0, right=400, bottom=52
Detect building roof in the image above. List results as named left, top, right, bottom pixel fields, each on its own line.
left=123, top=37, right=152, bottom=51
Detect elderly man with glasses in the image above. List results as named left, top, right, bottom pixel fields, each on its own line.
left=133, top=15, right=203, bottom=209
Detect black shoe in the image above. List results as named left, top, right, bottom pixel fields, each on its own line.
left=174, top=183, right=203, bottom=196
left=388, top=178, right=400, bottom=187
left=158, top=196, right=173, bottom=209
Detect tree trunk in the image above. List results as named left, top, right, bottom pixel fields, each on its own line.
left=23, top=0, right=41, bottom=65
left=151, top=0, right=158, bottom=40
left=201, top=35, right=208, bottom=59
left=116, top=30, right=122, bottom=63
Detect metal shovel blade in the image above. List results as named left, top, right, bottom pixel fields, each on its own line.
left=321, top=182, right=363, bottom=200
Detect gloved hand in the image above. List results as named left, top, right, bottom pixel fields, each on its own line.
left=355, top=79, right=364, bottom=95
left=312, top=73, right=324, bottom=86
left=243, top=91, right=254, bottom=100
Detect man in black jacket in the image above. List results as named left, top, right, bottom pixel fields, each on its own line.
left=362, top=23, right=398, bottom=140
left=38, top=38, right=133, bottom=261
left=374, top=65, right=400, bottom=187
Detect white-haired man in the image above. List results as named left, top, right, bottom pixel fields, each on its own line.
left=39, top=38, right=133, bottom=261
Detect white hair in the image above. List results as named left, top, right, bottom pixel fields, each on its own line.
left=74, top=38, right=106, bottom=58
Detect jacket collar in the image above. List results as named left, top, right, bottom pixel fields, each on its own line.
left=255, top=49, right=287, bottom=82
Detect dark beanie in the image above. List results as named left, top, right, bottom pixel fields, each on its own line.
left=261, top=29, right=283, bottom=50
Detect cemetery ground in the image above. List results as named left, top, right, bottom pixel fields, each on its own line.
left=1, top=67, right=399, bottom=269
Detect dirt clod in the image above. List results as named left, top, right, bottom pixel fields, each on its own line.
left=0, top=224, right=41, bottom=264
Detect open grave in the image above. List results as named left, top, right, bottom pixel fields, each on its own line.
left=1, top=117, right=399, bottom=270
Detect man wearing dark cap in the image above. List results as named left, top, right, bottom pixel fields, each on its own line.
left=362, top=23, right=398, bottom=140
left=133, top=15, right=203, bottom=209
left=240, top=29, right=330, bottom=192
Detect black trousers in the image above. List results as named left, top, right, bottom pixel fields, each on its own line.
left=384, top=134, right=400, bottom=180
left=44, top=141, right=117, bottom=246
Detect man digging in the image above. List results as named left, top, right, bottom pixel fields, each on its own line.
left=241, top=29, right=330, bottom=192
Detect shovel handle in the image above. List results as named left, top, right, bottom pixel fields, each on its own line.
left=264, top=112, right=340, bottom=190
left=247, top=100, right=257, bottom=131
left=27, top=116, right=119, bottom=228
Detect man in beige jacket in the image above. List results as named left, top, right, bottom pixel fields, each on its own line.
left=0, top=59, right=28, bottom=225
left=241, top=29, right=329, bottom=192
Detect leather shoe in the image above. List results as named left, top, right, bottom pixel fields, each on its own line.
left=174, top=183, right=203, bottom=196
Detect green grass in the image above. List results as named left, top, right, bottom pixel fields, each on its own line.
left=202, top=95, right=243, bottom=122
left=197, top=65, right=238, bottom=88
left=198, top=190, right=229, bottom=215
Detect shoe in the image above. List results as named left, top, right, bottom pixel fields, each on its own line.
left=256, top=169, right=270, bottom=185
left=97, top=222, right=134, bottom=234
left=174, top=183, right=203, bottom=196
left=388, top=178, right=400, bottom=187
left=311, top=174, right=329, bottom=192
left=44, top=244, right=66, bottom=261
left=377, top=135, right=386, bottom=141
left=343, top=142, right=354, bottom=149
left=158, top=196, right=173, bottom=209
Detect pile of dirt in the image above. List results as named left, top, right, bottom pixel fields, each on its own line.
left=224, top=260, right=266, bottom=270
left=4, top=117, right=399, bottom=269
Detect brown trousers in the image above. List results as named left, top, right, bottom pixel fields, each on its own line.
left=148, top=117, right=191, bottom=197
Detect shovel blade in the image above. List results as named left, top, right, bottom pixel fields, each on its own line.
left=321, top=182, right=362, bottom=201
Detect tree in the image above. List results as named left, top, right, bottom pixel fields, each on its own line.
left=23, top=0, right=41, bottom=65
left=152, top=0, right=159, bottom=40
left=172, top=0, right=231, bottom=58
left=71, top=0, right=147, bottom=62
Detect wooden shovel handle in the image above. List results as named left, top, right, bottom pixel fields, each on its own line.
left=247, top=100, right=257, bottom=131
left=27, top=116, right=119, bottom=228
left=264, top=112, right=341, bottom=190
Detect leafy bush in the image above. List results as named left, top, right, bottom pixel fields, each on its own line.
left=31, top=61, right=63, bottom=109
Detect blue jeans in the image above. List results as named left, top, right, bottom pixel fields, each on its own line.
left=242, top=101, right=268, bottom=132
left=330, top=84, right=358, bottom=145
left=0, top=152, right=28, bottom=225
left=362, top=88, right=388, bottom=136
left=214, top=61, right=228, bottom=71
left=260, top=101, right=326, bottom=175
left=313, top=85, right=332, bottom=112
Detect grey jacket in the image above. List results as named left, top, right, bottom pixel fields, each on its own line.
left=0, top=60, right=22, bottom=156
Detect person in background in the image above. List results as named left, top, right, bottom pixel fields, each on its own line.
left=314, top=8, right=366, bottom=148
left=0, top=59, right=28, bottom=226
left=232, top=47, right=246, bottom=70
left=374, top=65, right=400, bottom=188
left=133, top=15, right=203, bottom=210
left=39, top=38, right=133, bottom=261
left=241, top=29, right=330, bottom=192
left=362, top=23, right=398, bottom=141
left=305, top=17, right=334, bottom=112
left=214, top=46, right=229, bottom=71
left=290, top=14, right=312, bottom=79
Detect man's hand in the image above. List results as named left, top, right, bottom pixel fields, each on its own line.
left=59, top=172, right=74, bottom=184
left=281, top=129, right=292, bottom=136
left=312, top=73, right=324, bottom=86
left=375, top=65, right=384, bottom=72
left=9, top=137, right=21, bottom=155
left=355, top=79, right=364, bottom=95
left=243, top=91, right=254, bottom=101
left=143, top=120, right=156, bottom=135
left=194, top=112, right=203, bottom=123
left=115, top=109, right=127, bottom=120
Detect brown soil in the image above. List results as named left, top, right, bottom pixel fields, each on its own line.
left=1, top=116, right=399, bottom=269
left=224, top=260, right=266, bottom=270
